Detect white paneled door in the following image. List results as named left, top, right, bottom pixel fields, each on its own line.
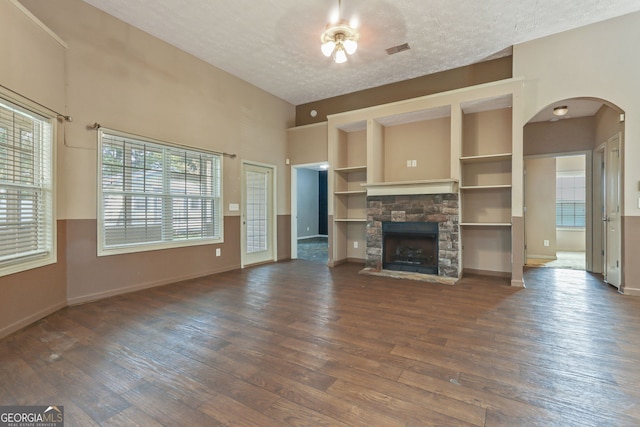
left=604, top=134, right=621, bottom=288
left=241, top=162, right=275, bottom=267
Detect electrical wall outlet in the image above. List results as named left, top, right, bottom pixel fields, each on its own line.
left=216, top=248, right=221, bottom=256
left=543, top=240, right=549, bottom=247
left=353, top=241, right=358, bottom=249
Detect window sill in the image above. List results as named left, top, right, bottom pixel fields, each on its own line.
left=98, top=237, right=224, bottom=257
left=0, top=253, right=57, bottom=278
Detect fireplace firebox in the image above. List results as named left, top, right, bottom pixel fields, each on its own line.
left=382, top=222, right=439, bottom=274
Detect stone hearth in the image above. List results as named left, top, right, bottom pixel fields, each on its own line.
left=365, top=194, right=459, bottom=278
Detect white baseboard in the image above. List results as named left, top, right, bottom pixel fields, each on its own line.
left=622, top=287, right=640, bottom=296
left=0, top=301, right=67, bottom=339
left=67, top=264, right=240, bottom=306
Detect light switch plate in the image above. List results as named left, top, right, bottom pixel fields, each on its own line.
left=229, top=203, right=239, bottom=211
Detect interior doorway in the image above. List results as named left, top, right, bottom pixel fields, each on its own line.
left=523, top=97, right=624, bottom=282
left=291, top=162, right=329, bottom=263
left=525, top=153, right=588, bottom=270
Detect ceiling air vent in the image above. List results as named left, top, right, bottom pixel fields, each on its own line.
left=385, top=43, right=410, bottom=55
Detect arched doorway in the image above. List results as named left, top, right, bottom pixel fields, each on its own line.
left=523, top=97, right=624, bottom=287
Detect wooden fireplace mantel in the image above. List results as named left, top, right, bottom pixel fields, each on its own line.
left=362, top=179, right=459, bottom=196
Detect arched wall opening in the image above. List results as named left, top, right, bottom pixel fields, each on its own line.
left=522, top=97, right=624, bottom=287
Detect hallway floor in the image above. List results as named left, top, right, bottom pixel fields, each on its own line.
left=526, top=251, right=586, bottom=270
left=297, top=236, right=328, bottom=264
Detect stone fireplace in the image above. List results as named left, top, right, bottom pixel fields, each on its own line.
left=366, top=194, right=459, bottom=278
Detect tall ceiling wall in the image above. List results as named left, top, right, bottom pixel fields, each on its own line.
left=295, top=56, right=512, bottom=126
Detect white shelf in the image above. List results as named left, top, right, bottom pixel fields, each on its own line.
left=334, top=218, right=367, bottom=223
left=334, top=165, right=367, bottom=173
left=460, top=185, right=512, bottom=190
left=363, top=179, right=458, bottom=196
left=460, top=153, right=512, bottom=163
left=334, top=190, right=367, bottom=195
left=460, top=222, right=512, bottom=227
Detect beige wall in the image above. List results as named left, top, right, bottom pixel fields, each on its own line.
left=346, top=130, right=367, bottom=167
left=0, top=1, right=67, bottom=338
left=0, top=0, right=295, bottom=336
left=622, top=217, right=640, bottom=295
left=556, top=154, right=585, bottom=172
left=525, top=157, right=557, bottom=258
left=595, top=104, right=625, bottom=146
left=462, top=227, right=511, bottom=276
left=462, top=108, right=512, bottom=157
left=21, top=0, right=294, bottom=220
left=287, top=122, right=328, bottom=166
left=296, top=56, right=513, bottom=126
left=383, top=118, right=451, bottom=182
left=24, top=0, right=294, bottom=303
left=0, top=221, right=67, bottom=338
left=557, top=229, right=586, bottom=252
left=66, top=217, right=242, bottom=304
left=524, top=117, right=595, bottom=156
left=515, top=11, right=640, bottom=291
left=0, top=1, right=66, bottom=114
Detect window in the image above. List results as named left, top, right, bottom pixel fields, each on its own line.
left=556, top=172, right=586, bottom=228
left=98, top=130, right=222, bottom=255
left=0, top=98, right=55, bottom=276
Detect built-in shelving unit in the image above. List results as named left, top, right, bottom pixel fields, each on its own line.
left=324, top=79, right=523, bottom=281
left=329, top=124, right=368, bottom=263
left=459, top=96, right=513, bottom=276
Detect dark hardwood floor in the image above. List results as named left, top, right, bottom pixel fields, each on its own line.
left=1, top=262, right=639, bottom=426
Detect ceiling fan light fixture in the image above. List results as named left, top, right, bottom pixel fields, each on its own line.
left=321, top=41, right=336, bottom=57
left=343, top=38, right=358, bottom=55
left=320, top=1, right=359, bottom=64
left=553, top=105, right=569, bottom=116
left=334, top=46, right=348, bottom=63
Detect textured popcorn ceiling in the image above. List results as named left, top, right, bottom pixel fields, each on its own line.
left=81, top=0, right=640, bottom=106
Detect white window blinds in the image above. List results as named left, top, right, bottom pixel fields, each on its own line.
left=556, top=172, right=586, bottom=228
left=0, top=99, right=54, bottom=269
left=99, top=130, right=222, bottom=253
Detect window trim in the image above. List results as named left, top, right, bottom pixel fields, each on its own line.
left=97, top=128, right=224, bottom=257
left=0, top=89, right=57, bottom=278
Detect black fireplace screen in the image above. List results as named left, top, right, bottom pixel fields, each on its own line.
left=382, top=222, right=438, bottom=274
